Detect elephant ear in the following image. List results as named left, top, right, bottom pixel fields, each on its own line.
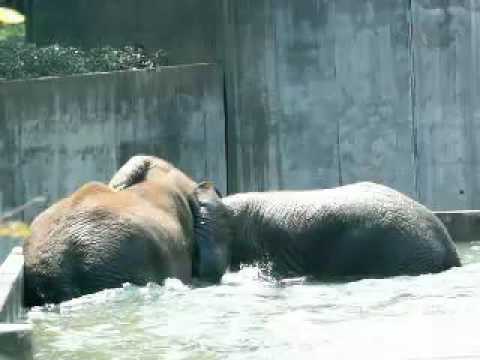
left=109, top=155, right=173, bottom=191
left=195, top=181, right=223, bottom=200
left=191, top=181, right=231, bottom=283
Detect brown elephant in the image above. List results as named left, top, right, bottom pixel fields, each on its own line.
left=24, top=156, right=230, bottom=307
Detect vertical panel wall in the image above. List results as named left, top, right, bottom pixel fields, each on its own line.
left=0, top=65, right=227, bottom=220
left=413, top=0, right=480, bottom=209
left=223, top=0, right=341, bottom=192
left=222, top=0, right=415, bottom=195
left=28, top=0, right=416, bottom=195
left=335, top=0, right=416, bottom=197
left=24, top=0, right=480, bottom=208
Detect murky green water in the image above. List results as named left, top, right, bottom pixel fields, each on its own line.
left=30, top=242, right=480, bottom=360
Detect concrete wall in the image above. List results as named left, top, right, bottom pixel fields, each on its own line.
left=413, top=1, right=480, bottom=209
left=222, top=0, right=416, bottom=196
left=26, top=1, right=480, bottom=209
left=0, top=65, right=227, bottom=220
left=223, top=0, right=480, bottom=208
left=435, top=210, right=480, bottom=243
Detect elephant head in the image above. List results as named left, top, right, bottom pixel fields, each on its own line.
left=109, top=155, right=232, bottom=283
left=24, top=155, right=231, bottom=307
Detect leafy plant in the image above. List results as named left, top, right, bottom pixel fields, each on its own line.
left=0, top=22, right=24, bottom=41
left=0, top=221, right=31, bottom=239
left=0, top=35, right=168, bottom=80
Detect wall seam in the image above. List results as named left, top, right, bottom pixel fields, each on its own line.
left=409, top=0, right=419, bottom=200
left=333, top=1, right=342, bottom=187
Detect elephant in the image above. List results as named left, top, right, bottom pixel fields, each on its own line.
left=25, top=155, right=461, bottom=306
left=107, top=157, right=461, bottom=280
left=23, top=156, right=230, bottom=307
left=218, top=182, right=461, bottom=279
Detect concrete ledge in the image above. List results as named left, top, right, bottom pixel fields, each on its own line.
left=434, top=211, right=480, bottom=243
left=0, top=324, right=33, bottom=360
left=0, top=247, right=25, bottom=323
left=0, top=247, right=32, bottom=359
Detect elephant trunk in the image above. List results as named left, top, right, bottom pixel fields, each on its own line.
left=191, top=182, right=232, bottom=283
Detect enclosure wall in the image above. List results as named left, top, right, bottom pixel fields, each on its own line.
left=0, top=65, right=227, bottom=219
left=24, top=1, right=480, bottom=209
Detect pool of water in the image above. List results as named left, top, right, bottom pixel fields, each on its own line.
left=30, top=242, right=480, bottom=360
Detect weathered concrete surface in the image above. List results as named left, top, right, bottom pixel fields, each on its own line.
left=0, top=324, right=33, bottom=360
left=412, top=0, right=480, bottom=210
left=0, top=247, right=24, bottom=323
left=435, top=210, right=480, bottom=243
left=222, top=0, right=416, bottom=195
left=28, top=0, right=222, bottom=64
left=27, top=0, right=417, bottom=194
left=334, top=1, right=416, bottom=196
left=22, top=0, right=480, bottom=208
left=0, top=99, right=15, bottom=217
left=0, top=65, right=226, bottom=221
left=222, top=0, right=340, bottom=192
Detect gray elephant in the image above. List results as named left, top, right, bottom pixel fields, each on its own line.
left=214, top=182, right=461, bottom=279
left=24, top=156, right=230, bottom=306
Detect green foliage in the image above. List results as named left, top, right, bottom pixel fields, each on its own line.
left=0, top=23, right=25, bottom=41
left=0, top=33, right=168, bottom=80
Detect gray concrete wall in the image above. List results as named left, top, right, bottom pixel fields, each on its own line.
left=413, top=1, right=480, bottom=209
left=435, top=210, right=480, bottom=243
left=26, top=1, right=480, bottom=209
left=222, top=0, right=416, bottom=196
left=0, top=65, right=227, bottom=220
left=223, top=0, right=480, bottom=207
left=222, top=1, right=341, bottom=192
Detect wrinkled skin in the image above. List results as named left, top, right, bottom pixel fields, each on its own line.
left=221, top=182, right=461, bottom=279
left=24, top=156, right=230, bottom=307
left=95, top=159, right=462, bottom=281
left=105, top=163, right=460, bottom=279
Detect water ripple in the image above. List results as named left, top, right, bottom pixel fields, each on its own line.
left=30, top=242, right=480, bottom=359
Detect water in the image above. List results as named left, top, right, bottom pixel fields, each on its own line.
left=30, top=242, right=480, bottom=360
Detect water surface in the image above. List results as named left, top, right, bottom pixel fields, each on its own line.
left=30, top=242, right=480, bottom=360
